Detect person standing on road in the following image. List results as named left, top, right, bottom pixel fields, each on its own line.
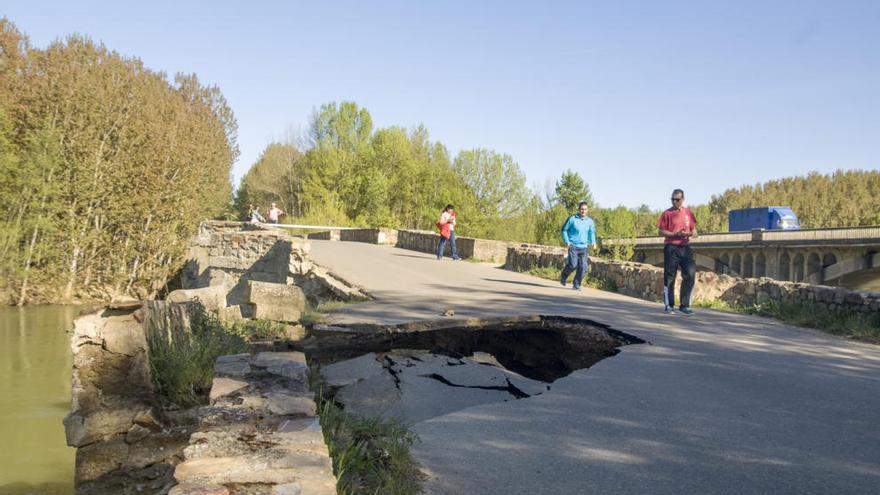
left=267, top=202, right=285, bottom=225
left=436, top=204, right=461, bottom=260
left=560, top=201, right=597, bottom=291
left=250, top=205, right=265, bottom=224
left=658, top=188, right=698, bottom=315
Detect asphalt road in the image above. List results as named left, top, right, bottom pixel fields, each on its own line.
left=309, top=240, right=880, bottom=495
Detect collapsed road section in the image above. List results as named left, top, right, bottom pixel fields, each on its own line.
left=297, top=315, right=646, bottom=424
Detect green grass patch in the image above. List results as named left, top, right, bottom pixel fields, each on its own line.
left=525, top=265, right=618, bottom=292
left=694, top=298, right=880, bottom=343
left=146, top=307, right=248, bottom=408
left=312, top=370, right=425, bottom=494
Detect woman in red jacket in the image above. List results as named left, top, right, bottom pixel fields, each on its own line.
left=436, top=204, right=460, bottom=260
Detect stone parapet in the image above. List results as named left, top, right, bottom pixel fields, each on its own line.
left=505, top=244, right=880, bottom=314
left=395, top=229, right=512, bottom=263
left=339, top=228, right=398, bottom=245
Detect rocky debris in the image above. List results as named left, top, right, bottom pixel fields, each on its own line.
left=246, top=281, right=306, bottom=323
left=293, top=265, right=370, bottom=305
left=172, top=352, right=336, bottom=494
left=441, top=308, right=455, bottom=317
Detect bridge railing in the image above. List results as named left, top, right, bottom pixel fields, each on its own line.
left=602, top=225, right=880, bottom=247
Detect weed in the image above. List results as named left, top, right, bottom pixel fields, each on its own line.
left=311, top=369, right=425, bottom=494
left=146, top=307, right=248, bottom=407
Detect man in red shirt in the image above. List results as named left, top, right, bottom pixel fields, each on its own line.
left=657, top=189, right=698, bottom=315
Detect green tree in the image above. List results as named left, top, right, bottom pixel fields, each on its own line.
left=554, top=169, right=594, bottom=210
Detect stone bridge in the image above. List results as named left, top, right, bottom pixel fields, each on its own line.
left=604, top=226, right=880, bottom=289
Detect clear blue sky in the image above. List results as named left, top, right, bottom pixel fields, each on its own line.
left=4, top=1, right=879, bottom=210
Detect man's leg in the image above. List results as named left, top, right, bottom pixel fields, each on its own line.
left=560, top=247, right=576, bottom=285
left=679, top=246, right=697, bottom=311
left=662, top=244, right=680, bottom=312
left=572, top=247, right=587, bottom=289
left=450, top=231, right=460, bottom=259
left=437, top=236, right=446, bottom=259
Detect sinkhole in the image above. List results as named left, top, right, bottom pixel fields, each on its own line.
left=298, top=315, right=647, bottom=424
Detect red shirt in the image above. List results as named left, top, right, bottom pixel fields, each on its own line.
left=657, top=207, right=696, bottom=245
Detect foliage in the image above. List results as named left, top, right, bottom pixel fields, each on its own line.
left=705, top=170, right=880, bottom=230
left=0, top=19, right=237, bottom=304
left=554, top=169, right=594, bottom=210
left=146, top=308, right=248, bottom=407
left=313, top=374, right=425, bottom=495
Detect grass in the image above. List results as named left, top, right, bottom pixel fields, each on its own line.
left=694, top=298, right=880, bottom=343
left=146, top=307, right=249, bottom=407
left=526, top=265, right=618, bottom=292
left=311, top=369, right=425, bottom=494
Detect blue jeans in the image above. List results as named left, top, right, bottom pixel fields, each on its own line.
left=437, top=231, right=458, bottom=259
left=560, top=246, right=589, bottom=288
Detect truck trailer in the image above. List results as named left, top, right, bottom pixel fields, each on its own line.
left=728, top=207, right=800, bottom=232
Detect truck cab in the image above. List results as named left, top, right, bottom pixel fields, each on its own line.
left=728, top=207, right=800, bottom=232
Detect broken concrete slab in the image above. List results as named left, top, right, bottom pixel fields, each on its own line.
left=319, top=352, right=386, bottom=387
left=330, top=351, right=547, bottom=425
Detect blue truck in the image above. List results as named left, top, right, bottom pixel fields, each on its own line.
left=728, top=207, right=800, bottom=232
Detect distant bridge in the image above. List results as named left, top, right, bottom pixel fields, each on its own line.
left=602, top=226, right=880, bottom=289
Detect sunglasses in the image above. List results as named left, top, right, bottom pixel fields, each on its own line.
left=671, top=198, right=683, bottom=202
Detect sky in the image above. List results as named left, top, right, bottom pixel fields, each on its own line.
left=3, top=0, right=879, bottom=210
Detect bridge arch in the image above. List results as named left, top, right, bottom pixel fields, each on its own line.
left=822, top=251, right=880, bottom=283
left=731, top=253, right=742, bottom=276
left=743, top=253, right=754, bottom=278
left=779, top=253, right=790, bottom=281
left=755, top=252, right=766, bottom=277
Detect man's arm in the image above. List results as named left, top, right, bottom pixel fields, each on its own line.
left=561, top=217, right=571, bottom=246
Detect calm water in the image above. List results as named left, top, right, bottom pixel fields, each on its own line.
left=0, top=306, right=78, bottom=495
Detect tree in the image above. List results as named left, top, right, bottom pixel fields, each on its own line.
left=554, top=169, right=594, bottom=211
left=452, top=148, right=534, bottom=238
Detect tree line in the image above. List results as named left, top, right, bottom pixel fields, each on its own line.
left=0, top=19, right=238, bottom=304
left=237, top=100, right=880, bottom=260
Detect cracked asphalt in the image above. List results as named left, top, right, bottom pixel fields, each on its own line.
left=309, top=240, right=880, bottom=495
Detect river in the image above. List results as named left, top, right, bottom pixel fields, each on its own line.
left=0, top=306, right=78, bottom=495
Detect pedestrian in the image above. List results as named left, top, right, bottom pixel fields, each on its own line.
left=267, top=202, right=285, bottom=225
left=250, top=205, right=265, bottom=224
left=560, top=201, right=597, bottom=291
left=657, top=188, right=698, bottom=315
left=436, top=204, right=461, bottom=260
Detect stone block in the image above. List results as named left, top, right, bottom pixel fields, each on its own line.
left=214, top=353, right=252, bottom=377
left=168, top=285, right=227, bottom=314
left=252, top=352, right=309, bottom=382
left=245, top=281, right=305, bottom=322
left=209, top=377, right=250, bottom=402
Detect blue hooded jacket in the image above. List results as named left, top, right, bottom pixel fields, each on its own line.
left=561, top=215, right=596, bottom=248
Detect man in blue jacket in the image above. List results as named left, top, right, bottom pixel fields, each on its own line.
left=560, top=201, right=598, bottom=291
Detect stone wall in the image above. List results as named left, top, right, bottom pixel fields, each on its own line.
left=180, top=221, right=367, bottom=321
left=65, top=304, right=193, bottom=494
left=505, top=244, right=880, bottom=314
left=340, top=228, right=398, bottom=245
left=394, top=229, right=512, bottom=263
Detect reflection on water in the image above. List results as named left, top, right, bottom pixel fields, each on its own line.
left=0, top=306, right=78, bottom=495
